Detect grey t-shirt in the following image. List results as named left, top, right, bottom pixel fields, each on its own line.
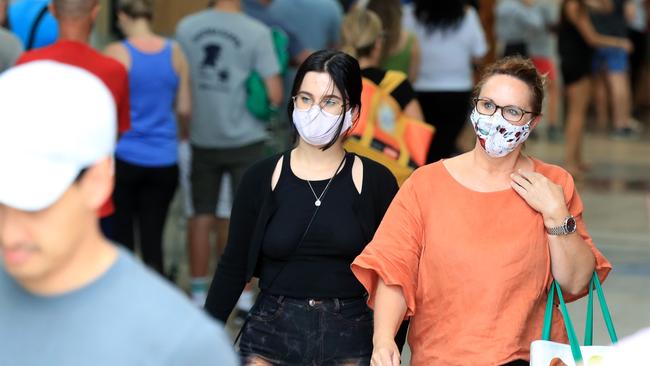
left=0, top=28, right=24, bottom=73
left=527, top=1, right=559, bottom=57
left=495, top=0, right=544, bottom=44
left=176, top=9, right=280, bottom=149
left=265, top=0, right=343, bottom=50
left=0, top=248, right=238, bottom=366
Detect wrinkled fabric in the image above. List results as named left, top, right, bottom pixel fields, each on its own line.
left=352, top=159, right=611, bottom=366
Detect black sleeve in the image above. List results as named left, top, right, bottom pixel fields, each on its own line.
left=204, top=165, right=265, bottom=323
left=372, top=161, right=399, bottom=225
left=391, top=79, right=417, bottom=110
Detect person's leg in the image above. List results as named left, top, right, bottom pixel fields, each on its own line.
left=564, top=77, right=592, bottom=175
left=138, top=165, right=179, bottom=275
left=188, top=146, right=222, bottom=305
left=592, top=72, right=610, bottom=132
left=111, top=158, right=141, bottom=252
left=608, top=71, right=633, bottom=129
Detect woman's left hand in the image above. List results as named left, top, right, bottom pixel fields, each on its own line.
left=510, top=169, right=570, bottom=227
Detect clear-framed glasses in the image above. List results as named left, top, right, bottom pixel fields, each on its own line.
left=292, top=92, right=344, bottom=115
left=473, top=97, right=535, bottom=125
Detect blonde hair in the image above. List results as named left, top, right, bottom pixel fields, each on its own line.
left=341, top=8, right=383, bottom=59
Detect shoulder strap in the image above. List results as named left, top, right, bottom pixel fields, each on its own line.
left=379, top=70, right=408, bottom=94
left=26, top=4, right=49, bottom=50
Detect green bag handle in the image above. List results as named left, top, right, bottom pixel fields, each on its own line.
left=542, top=281, right=584, bottom=363
left=584, top=272, right=618, bottom=345
left=541, top=272, right=619, bottom=363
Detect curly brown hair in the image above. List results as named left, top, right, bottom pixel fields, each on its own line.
left=473, top=56, right=546, bottom=115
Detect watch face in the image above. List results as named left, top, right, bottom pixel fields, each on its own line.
left=566, top=217, right=577, bottom=233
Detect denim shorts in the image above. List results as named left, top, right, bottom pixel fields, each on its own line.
left=592, top=47, right=629, bottom=73
left=239, top=294, right=373, bottom=366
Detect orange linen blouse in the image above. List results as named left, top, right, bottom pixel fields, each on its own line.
left=352, top=159, right=611, bottom=366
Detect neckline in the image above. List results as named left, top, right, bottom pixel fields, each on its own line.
left=439, top=157, right=538, bottom=195
left=284, top=150, right=351, bottom=183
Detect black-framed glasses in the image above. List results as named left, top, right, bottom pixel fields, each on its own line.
left=473, top=98, right=535, bottom=124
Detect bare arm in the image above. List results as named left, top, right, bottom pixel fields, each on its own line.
left=408, top=34, right=421, bottom=84
left=103, top=42, right=131, bottom=70
left=566, top=1, right=632, bottom=51
left=371, top=279, right=408, bottom=366
left=584, top=0, right=614, bottom=12
left=264, top=74, right=283, bottom=108
left=172, top=41, right=191, bottom=140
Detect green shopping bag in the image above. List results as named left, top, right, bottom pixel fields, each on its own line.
left=245, top=28, right=289, bottom=122
left=530, top=272, right=618, bottom=366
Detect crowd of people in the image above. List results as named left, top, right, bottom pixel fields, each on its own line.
left=1, top=0, right=649, bottom=365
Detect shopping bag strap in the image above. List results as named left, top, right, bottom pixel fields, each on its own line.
left=585, top=272, right=618, bottom=345
left=542, top=281, right=584, bottom=363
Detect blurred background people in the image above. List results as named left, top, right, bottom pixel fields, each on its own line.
left=366, top=0, right=421, bottom=83
left=16, top=0, right=132, bottom=236
left=526, top=0, right=563, bottom=142
left=104, top=0, right=191, bottom=276
left=175, top=0, right=282, bottom=308
left=7, top=0, right=58, bottom=49
left=495, top=0, right=544, bottom=58
left=341, top=7, right=424, bottom=122
left=590, top=0, right=639, bottom=138
left=0, top=0, right=23, bottom=72
left=402, top=0, right=487, bottom=163
left=558, top=0, right=632, bottom=175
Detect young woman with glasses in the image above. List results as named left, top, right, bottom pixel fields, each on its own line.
left=352, top=57, right=611, bottom=366
left=204, top=49, right=400, bottom=365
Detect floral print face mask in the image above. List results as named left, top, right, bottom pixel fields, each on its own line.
left=469, top=107, right=533, bottom=158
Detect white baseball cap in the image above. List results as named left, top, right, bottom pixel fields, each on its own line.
left=0, top=61, right=116, bottom=211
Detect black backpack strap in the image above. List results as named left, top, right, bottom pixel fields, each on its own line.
left=26, top=4, right=49, bottom=50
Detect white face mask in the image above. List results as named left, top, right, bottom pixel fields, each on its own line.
left=469, top=108, right=532, bottom=158
left=292, top=106, right=353, bottom=147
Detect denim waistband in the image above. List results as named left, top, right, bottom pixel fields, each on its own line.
left=260, top=293, right=368, bottom=312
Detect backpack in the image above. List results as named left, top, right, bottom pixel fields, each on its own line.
left=344, top=70, right=434, bottom=185
left=245, top=28, right=290, bottom=122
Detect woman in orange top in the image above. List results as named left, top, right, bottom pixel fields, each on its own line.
left=351, top=56, right=611, bottom=366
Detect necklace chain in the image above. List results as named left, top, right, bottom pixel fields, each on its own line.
left=306, top=154, right=347, bottom=207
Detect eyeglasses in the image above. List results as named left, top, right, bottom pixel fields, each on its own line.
left=473, top=98, right=536, bottom=124
left=293, top=92, right=344, bottom=115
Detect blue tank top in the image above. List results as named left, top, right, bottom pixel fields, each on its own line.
left=116, top=40, right=180, bottom=167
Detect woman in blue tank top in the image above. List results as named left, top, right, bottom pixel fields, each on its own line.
left=105, top=0, right=191, bottom=275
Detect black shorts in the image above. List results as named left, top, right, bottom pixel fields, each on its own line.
left=190, top=142, right=265, bottom=215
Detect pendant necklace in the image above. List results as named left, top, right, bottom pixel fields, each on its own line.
left=306, top=154, right=347, bottom=207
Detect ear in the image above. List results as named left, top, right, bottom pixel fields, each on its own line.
left=48, top=2, right=57, bottom=19
left=78, top=157, right=114, bottom=212
left=90, top=3, right=101, bottom=22
left=530, top=114, right=543, bottom=130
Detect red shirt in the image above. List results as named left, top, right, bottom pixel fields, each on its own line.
left=17, top=40, right=131, bottom=218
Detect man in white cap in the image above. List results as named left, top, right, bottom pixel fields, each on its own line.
left=0, top=61, right=237, bottom=366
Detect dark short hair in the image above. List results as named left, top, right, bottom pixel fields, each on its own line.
left=473, top=56, right=546, bottom=115
left=118, top=0, right=153, bottom=20
left=287, top=49, right=362, bottom=150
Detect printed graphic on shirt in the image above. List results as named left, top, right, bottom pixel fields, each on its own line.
left=192, top=28, right=242, bottom=92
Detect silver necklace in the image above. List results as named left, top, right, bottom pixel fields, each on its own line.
left=306, top=154, right=347, bottom=207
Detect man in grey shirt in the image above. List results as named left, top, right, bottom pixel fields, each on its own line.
left=0, top=28, right=22, bottom=72
left=175, top=0, right=282, bottom=308
left=0, top=61, right=238, bottom=366
left=0, top=0, right=23, bottom=72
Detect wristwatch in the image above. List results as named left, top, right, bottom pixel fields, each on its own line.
left=546, top=215, right=577, bottom=236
